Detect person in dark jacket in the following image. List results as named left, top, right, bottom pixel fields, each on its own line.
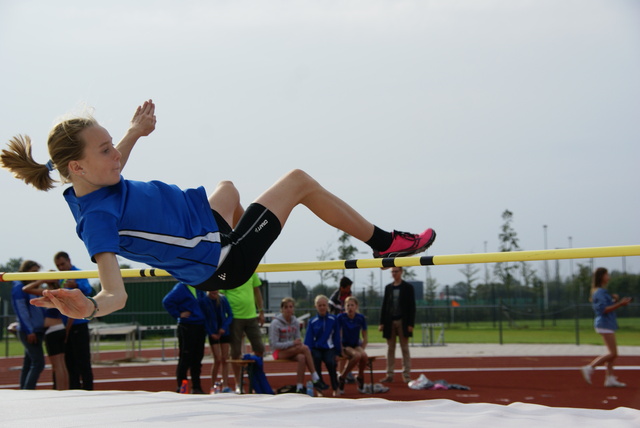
left=163, top=282, right=207, bottom=394
left=329, top=277, right=352, bottom=315
left=54, top=251, right=94, bottom=390
left=378, top=267, right=415, bottom=383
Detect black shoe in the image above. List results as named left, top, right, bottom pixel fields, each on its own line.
left=313, top=380, right=329, bottom=391
left=345, top=372, right=356, bottom=384
left=190, top=387, right=206, bottom=395
left=356, top=376, right=364, bottom=391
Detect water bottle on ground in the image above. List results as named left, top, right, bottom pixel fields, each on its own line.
left=179, top=379, right=189, bottom=394
left=306, top=380, right=314, bottom=397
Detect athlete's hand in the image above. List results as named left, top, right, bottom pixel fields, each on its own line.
left=619, top=296, right=633, bottom=306
left=130, top=99, right=156, bottom=138
left=30, top=288, right=93, bottom=319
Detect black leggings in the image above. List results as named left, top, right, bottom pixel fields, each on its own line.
left=176, top=323, right=206, bottom=390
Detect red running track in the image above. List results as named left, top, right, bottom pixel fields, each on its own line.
left=1, top=350, right=638, bottom=410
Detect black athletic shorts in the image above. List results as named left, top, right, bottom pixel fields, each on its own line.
left=44, top=328, right=66, bottom=356
left=208, top=334, right=231, bottom=346
left=194, top=203, right=281, bottom=291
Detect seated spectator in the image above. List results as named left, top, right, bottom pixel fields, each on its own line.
left=305, top=295, right=341, bottom=396
left=269, top=297, right=324, bottom=394
left=337, top=296, right=369, bottom=394
left=200, top=290, right=233, bottom=393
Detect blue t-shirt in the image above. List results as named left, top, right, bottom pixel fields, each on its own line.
left=64, top=177, right=221, bottom=285
left=337, top=312, right=367, bottom=348
left=592, top=287, right=618, bottom=331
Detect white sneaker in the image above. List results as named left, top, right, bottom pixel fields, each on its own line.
left=581, top=365, right=593, bottom=384
left=604, top=375, right=626, bottom=388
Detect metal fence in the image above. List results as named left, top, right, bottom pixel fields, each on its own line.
left=2, top=302, right=638, bottom=357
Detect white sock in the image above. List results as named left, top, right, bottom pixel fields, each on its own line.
left=297, top=383, right=304, bottom=391
left=312, top=372, right=319, bottom=382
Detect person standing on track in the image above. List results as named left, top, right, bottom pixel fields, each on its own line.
left=581, top=267, right=632, bottom=388
left=10, top=260, right=46, bottom=390
left=378, top=267, right=415, bottom=384
left=162, top=282, right=208, bottom=394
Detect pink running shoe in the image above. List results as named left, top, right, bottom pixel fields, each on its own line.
left=373, top=229, right=436, bottom=258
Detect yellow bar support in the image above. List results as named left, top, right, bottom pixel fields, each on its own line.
left=1, top=245, right=638, bottom=281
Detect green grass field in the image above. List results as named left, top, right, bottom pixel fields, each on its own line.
left=2, top=318, right=638, bottom=358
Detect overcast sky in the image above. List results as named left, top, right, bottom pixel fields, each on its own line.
left=1, top=0, right=638, bottom=297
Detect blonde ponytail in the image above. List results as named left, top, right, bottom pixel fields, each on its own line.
left=1, top=116, right=96, bottom=191
left=1, top=135, right=56, bottom=191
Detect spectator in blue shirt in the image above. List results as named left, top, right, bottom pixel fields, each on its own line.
left=11, top=260, right=46, bottom=389
left=337, top=296, right=369, bottom=394
left=163, top=282, right=208, bottom=394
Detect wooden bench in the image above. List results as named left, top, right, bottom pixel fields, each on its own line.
left=232, top=352, right=381, bottom=395
left=228, top=359, right=256, bottom=394
left=234, top=357, right=305, bottom=394
left=338, top=355, right=378, bottom=390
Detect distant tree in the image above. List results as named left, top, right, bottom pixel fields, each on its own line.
left=459, top=263, right=480, bottom=301
left=450, top=281, right=469, bottom=299
left=310, top=283, right=336, bottom=301
left=0, top=258, right=23, bottom=274
left=609, top=271, right=640, bottom=300
left=355, top=271, right=382, bottom=308
left=292, top=280, right=309, bottom=302
left=316, top=241, right=339, bottom=286
left=494, top=210, right=521, bottom=303
left=363, top=271, right=377, bottom=293
left=425, top=267, right=438, bottom=303
left=337, top=231, right=359, bottom=260
left=402, top=267, right=417, bottom=280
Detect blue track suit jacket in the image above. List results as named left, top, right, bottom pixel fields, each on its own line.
left=162, top=283, right=207, bottom=324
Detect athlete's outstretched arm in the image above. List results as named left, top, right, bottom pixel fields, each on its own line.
left=31, top=252, right=127, bottom=319
left=117, top=99, right=156, bottom=171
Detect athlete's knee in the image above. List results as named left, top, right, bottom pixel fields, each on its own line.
left=284, top=169, right=316, bottom=186
left=215, top=180, right=239, bottom=197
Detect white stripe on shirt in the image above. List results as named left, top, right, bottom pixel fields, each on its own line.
left=119, top=230, right=221, bottom=248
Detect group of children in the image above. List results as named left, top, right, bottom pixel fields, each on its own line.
left=270, top=295, right=368, bottom=396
